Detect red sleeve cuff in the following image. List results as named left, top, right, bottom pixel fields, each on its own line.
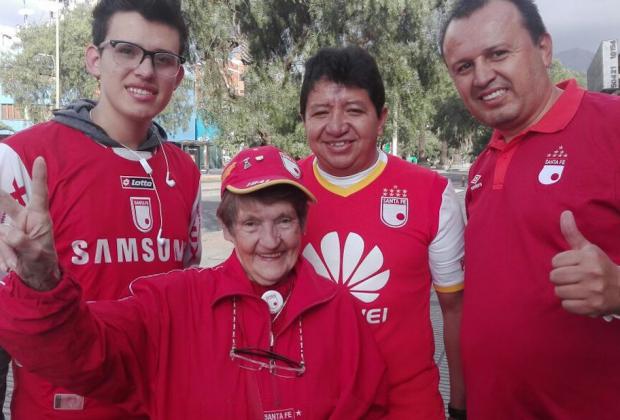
left=0, top=270, right=82, bottom=334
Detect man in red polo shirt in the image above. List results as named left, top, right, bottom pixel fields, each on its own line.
left=441, top=0, right=620, bottom=418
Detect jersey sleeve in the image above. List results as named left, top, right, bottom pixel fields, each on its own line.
left=0, top=271, right=161, bottom=409
left=0, top=143, right=32, bottom=224
left=183, top=179, right=202, bottom=267
left=429, top=180, right=465, bottom=293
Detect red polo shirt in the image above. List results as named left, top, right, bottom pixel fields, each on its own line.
left=462, top=80, right=620, bottom=419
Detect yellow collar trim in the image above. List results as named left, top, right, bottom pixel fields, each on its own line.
left=313, top=159, right=387, bottom=197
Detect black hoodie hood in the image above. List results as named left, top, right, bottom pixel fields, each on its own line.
left=52, top=99, right=168, bottom=151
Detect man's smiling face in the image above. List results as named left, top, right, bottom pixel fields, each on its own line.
left=442, top=0, right=554, bottom=138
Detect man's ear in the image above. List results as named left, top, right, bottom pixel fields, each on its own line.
left=376, top=106, right=389, bottom=137
left=85, top=44, right=102, bottom=79
left=539, top=33, right=553, bottom=68
left=174, top=65, right=185, bottom=90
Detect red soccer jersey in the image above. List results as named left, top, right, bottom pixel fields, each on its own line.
left=300, top=154, right=464, bottom=419
left=0, top=120, right=201, bottom=419
left=463, top=80, right=620, bottom=419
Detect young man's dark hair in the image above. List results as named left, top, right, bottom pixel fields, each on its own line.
left=439, top=0, right=547, bottom=57
left=92, top=0, right=189, bottom=55
left=299, top=46, right=385, bottom=117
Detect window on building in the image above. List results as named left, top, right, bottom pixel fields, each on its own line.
left=1, top=104, right=25, bottom=120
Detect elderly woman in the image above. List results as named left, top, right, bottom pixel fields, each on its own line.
left=0, top=146, right=387, bottom=419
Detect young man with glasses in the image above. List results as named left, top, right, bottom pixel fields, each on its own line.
left=0, top=1, right=201, bottom=419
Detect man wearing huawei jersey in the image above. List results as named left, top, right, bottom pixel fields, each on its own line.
left=298, top=47, right=466, bottom=419
left=0, top=0, right=201, bottom=418
left=441, top=0, right=620, bottom=418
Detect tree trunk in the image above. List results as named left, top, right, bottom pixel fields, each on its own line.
left=439, top=139, right=449, bottom=169
left=391, top=101, right=399, bottom=157
left=417, top=132, right=427, bottom=164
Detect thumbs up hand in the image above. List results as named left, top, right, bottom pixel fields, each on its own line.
left=550, top=210, right=620, bottom=317
left=0, top=157, right=60, bottom=291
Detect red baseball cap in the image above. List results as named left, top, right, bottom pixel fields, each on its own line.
left=221, top=146, right=316, bottom=202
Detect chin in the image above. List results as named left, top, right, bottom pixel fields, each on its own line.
left=256, top=277, right=284, bottom=287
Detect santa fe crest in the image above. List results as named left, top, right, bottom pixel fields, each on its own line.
left=130, top=197, right=153, bottom=233
left=380, top=185, right=408, bottom=228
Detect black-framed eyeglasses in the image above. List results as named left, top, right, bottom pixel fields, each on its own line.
left=98, top=40, right=185, bottom=78
left=230, top=297, right=306, bottom=378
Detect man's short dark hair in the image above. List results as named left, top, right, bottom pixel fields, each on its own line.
left=92, top=0, right=188, bottom=56
left=217, top=184, right=310, bottom=231
left=439, top=0, right=547, bottom=57
left=300, top=46, right=385, bottom=117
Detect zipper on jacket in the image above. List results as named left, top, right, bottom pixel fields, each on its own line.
left=268, top=323, right=281, bottom=406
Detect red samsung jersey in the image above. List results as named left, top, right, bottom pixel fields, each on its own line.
left=300, top=154, right=464, bottom=419
left=0, top=120, right=201, bottom=419
left=463, top=80, right=620, bottom=419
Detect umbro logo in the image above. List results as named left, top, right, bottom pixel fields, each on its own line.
left=470, top=174, right=482, bottom=191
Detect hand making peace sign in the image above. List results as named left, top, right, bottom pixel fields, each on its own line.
left=0, top=157, right=60, bottom=291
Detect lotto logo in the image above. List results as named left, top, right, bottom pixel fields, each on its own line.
left=120, top=176, right=154, bottom=190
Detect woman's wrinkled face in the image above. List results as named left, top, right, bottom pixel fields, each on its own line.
left=224, top=199, right=301, bottom=286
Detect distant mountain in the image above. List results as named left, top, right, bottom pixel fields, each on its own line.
left=555, top=48, right=594, bottom=73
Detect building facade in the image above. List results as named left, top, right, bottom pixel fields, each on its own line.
left=0, top=24, right=31, bottom=140
left=587, top=39, right=619, bottom=94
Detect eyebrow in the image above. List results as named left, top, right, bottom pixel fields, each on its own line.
left=482, top=43, right=510, bottom=54
left=451, top=43, right=510, bottom=66
left=308, top=99, right=368, bottom=109
left=344, top=99, right=368, bottom=107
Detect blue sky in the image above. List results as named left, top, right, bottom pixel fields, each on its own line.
left=1, top=0, right=619, bottom=54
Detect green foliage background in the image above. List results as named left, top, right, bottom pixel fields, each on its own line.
left=0, top=0, right=587, bottom=164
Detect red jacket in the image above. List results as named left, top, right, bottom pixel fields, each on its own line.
left=0, top=255, right=387, bottom=419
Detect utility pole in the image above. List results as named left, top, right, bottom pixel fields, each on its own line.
left=54, top=0, right=60, bottom=109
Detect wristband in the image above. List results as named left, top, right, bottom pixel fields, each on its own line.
left=448, top=404, right=467, bottom=420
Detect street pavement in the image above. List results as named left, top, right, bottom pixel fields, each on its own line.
left=3, top=167, right=467, bottom=418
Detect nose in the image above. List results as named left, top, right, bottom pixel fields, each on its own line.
left=472, top=61, right=495, bottom=88
left=325, top=109, right=349, bottom=137
left=134, top=54, right=155, bottom=78
left=260, top=225, right=281, bottom=249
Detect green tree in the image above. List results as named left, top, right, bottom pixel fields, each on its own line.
left=0, top=2, right=192, bottom=133
left=0, top=4, right=96, bottom=123
left=431, top=88, right=491, bottom=167
left=549, top=59, right=586, bottom=87
left=185, top=0, right=450, bottom=157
